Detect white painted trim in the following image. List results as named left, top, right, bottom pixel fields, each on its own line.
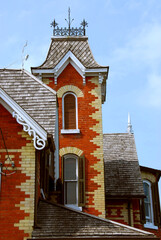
left=62, top=92, right=79, bottom=132
left=143, top=180, right=155, bottom=227
left=13, top=112, right=46, bottom=150
left=32, top=69, right=54, bottom=74
left=85, top=68, right=108, bottom=73
left=0, top=88, right=47, bottom=148
left=61, top=129, right=80, bottom=134
left=56, top=51, right=85, bottom=73
left=63, top=154, right=79, bottom=208
left=144, top=222, right=158, bottom=230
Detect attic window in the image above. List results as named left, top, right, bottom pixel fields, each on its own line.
left=61, top=92, right=80, bottom=134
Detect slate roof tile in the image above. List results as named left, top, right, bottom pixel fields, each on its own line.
left=32, top=37, right=108, bottom=70
left=103, top=133, right=145, bottom=197
left=0, top=69, right=56, bottom=136
left=31, top=200, right=154, bottom=239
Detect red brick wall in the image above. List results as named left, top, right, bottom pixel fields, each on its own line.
left=44, top=63, right=105, bottom=217
left=0, top=104, right=35, bottom=240
left=106, top=198, right=161, bottom=239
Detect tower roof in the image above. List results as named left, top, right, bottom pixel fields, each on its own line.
left=31, top=36, right=108, bottom=70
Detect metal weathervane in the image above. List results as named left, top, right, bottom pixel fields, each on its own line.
left=50, top=7, right=88, bottom=36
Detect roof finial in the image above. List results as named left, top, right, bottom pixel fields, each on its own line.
left=50, top=8, right=88, bottom=36
left=127, top=113, right=133, bottom=134
left=65, top=7, right=74, bottom=31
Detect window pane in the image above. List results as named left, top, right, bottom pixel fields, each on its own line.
left=144, top=183, right=150, bottom=202
left=64, top=94, right=76, bottom=129
left=145, top=202, right=150, bottom=218
left=64, top=158, right=76, bottom=180
left=65, top=182, right=76, bottom=204
left=143, top=182, right=152, bottom=222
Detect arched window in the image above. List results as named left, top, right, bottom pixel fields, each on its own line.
left=61, top=92, right=80, bottom=134
left=143, top=180, right=153, bottom=223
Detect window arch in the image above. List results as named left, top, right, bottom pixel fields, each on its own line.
left=61, top=92, right=80, bottom=134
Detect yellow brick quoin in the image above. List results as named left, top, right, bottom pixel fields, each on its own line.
left=88, top=77, right=105, bottom=218
left=14, top=131, right=36, bottom=240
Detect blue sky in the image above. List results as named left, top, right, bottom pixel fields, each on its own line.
left=0, top=1, right=160, bottom=185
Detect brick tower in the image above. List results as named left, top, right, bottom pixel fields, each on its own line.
left=32, top=10, right=109, bottom=218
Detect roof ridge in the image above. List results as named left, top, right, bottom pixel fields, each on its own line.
left=39, top=199, right=153, bottom=236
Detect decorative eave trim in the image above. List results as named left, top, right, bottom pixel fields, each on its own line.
left=13, top=112, right=46, bottom=150
left=31, top=51, right=109, bottom=86
left=0, top=88, right=47, bottom=150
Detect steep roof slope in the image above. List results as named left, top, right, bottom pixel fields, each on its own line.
left=32, top=36, right=108, bottom=70
left=0, top=69, right=56, bottom=136
left=31, top=200, right=155, bottom=239
left=103, top=133, right=145, bottom=198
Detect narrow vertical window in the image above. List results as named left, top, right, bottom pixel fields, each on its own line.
left=61, top=92, right=80, bottom=134
left=143, top=181, right=152, bottom=223
left=63, top=154, right=78, bottom=205
left=64, top=93, right=76, bottom=129
left=62, top=154, right=85, bottom=209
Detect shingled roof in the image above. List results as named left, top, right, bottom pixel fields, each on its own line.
left=31, top=200, right=155, bottom=239
left=31, top=36, right=108, bottom=70
left=103, top=133, right=145, bottom=198
left=0, top=69, right=56, bottom=136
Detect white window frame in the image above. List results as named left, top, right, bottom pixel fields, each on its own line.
left=63, top=154, right=81, bottom=211
left=143, top=180, right=158, bottom=230
left=61, top=92, right=80, bottom=134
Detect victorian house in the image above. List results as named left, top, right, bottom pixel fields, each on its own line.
left=0, top=10, right=160, bottom=240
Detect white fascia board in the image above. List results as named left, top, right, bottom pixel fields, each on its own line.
left=32, top=69, right=54, bottom=74
left=55, top=51, right=85, bottom=77
left=85, top=68, right=108, bottom=74
left=0, top=88, right=47, bottom=141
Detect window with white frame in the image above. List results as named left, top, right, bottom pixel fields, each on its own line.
left=64, top=154, right=78, bottom=205
left=143, top=180, right=153, bottom=223
left=62, top=154, right=85, bottom=209
left=61, top=92, right=80, bottom=134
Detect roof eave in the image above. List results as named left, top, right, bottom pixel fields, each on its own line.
left=0, top=87, right=48, bottom=150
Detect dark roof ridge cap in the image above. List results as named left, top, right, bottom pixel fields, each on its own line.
left=51, top=36, right=88, bottom=41
left=23, top=69, right=57, bottom=95
left=140, top=165, right=161, bottom=172
left=39, top=199, right=153, bottom=236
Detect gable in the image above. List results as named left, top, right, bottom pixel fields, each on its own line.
left=0, top=69, right=57, bottom=150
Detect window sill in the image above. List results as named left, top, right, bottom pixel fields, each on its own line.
left=144, top=223, right=158, bottom=230
left=61, top=129, right=80, bottom=134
